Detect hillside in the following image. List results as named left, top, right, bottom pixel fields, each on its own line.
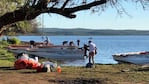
left=37, top=28, right=149, bottom=35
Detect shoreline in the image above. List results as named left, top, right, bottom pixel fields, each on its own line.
left=0, top=64, right=149, bottom=84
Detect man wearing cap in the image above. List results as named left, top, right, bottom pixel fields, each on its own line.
left=88, top=40, right=97, bottom=65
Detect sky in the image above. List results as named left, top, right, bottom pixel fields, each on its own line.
left=37, top=1, right=149, bottom=30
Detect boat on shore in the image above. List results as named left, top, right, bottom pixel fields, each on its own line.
left=112, top=51, right=149, bottom=65
left=7, top=44, right=84, bottom=60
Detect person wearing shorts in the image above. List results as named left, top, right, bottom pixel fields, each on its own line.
left=88, top=40, right=97, bottom=64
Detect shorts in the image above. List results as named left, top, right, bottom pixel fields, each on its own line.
left=89, top=51, right=95, bottom=57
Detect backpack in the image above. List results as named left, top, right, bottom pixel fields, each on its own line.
left=86, top=63, right=93, bottom=68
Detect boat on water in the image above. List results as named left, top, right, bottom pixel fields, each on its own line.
left=112, top=51, right=149, bottom=65
left=7, top=44, right=84, bottom=60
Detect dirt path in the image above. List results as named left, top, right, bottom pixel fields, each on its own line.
left=0, top=67, right=107, bottom=84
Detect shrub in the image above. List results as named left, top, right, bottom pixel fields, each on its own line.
left=0, top=40, right=8, bottom=46
left=8, top=37, right=21, bottom=44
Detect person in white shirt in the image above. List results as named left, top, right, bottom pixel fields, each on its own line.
left=88, top=40, right=97, bottom=64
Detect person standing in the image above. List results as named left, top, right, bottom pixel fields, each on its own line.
left=77, top=39, right=80, bottom=47
left=88, top=40, right=97, bottom=65
left=30, top=40, right=36, bottom=48
left=44, top=36, right=49, bottom=46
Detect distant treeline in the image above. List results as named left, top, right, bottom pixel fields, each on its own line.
left=37, top=28, right=149, bottom=35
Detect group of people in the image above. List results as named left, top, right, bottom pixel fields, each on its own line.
left=63, top=39, right=97, bottom=65
left=29, top=36, right=52, bottom=48
left=62, top=40, right=80, bottom=46
left=30, top=37, right=97, bottom=66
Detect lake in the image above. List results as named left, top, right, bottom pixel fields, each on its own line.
left=16, top=35, right=149, bottom=66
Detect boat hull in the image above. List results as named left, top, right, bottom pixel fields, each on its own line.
left=113, top=51, right=149, bottom=65
left=8, top=46, right=84, bottom=60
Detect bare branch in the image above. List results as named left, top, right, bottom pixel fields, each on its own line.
left=69, top=0, right=107, bottom=13
left=61, top=0, right=70, bottom=10
left=32, top=0, right=37, bottom=6
left=1, top=0, right=149, bottom=31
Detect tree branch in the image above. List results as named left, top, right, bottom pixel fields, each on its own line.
left=32, top=0, right=37, bottom=6
left=49, top=0, right=107, bottom=18
left=69, top=0, right=107, bottom=13
left=32, top=0, right=108, bottom=18
left=0, top=0, right=107, bottom=30
left=61, top=0, right=70, bottom=10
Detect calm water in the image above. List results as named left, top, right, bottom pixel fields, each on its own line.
left=17, top=35, right=149, bottom=66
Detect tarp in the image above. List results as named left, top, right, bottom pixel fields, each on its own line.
left=14, top=53, right=58, bottom=72
left=14, top=54, right=41, bottom=69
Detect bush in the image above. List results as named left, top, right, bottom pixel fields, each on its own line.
left=8, top=37, right=21, bottom=44
left=0, top=40, right=8, bottom=46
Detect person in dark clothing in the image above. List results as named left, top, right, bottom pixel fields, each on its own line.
left=44, top=36, right=49, bottom=46
left=62, top=41, right=68, bottom=46
left=83, top=44, right=89, bottom=57
left=69, top=41, right=74, bottom=46
left=30, top=40, right=36, bottom=48
left=77, top=40, right=80, bottom=47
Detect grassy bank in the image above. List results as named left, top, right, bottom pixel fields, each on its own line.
left=0, top=41, right=15, bottom=67
left=1, top=63, right=149, bottom=84
left=0, top=41, right=149, bottom=84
